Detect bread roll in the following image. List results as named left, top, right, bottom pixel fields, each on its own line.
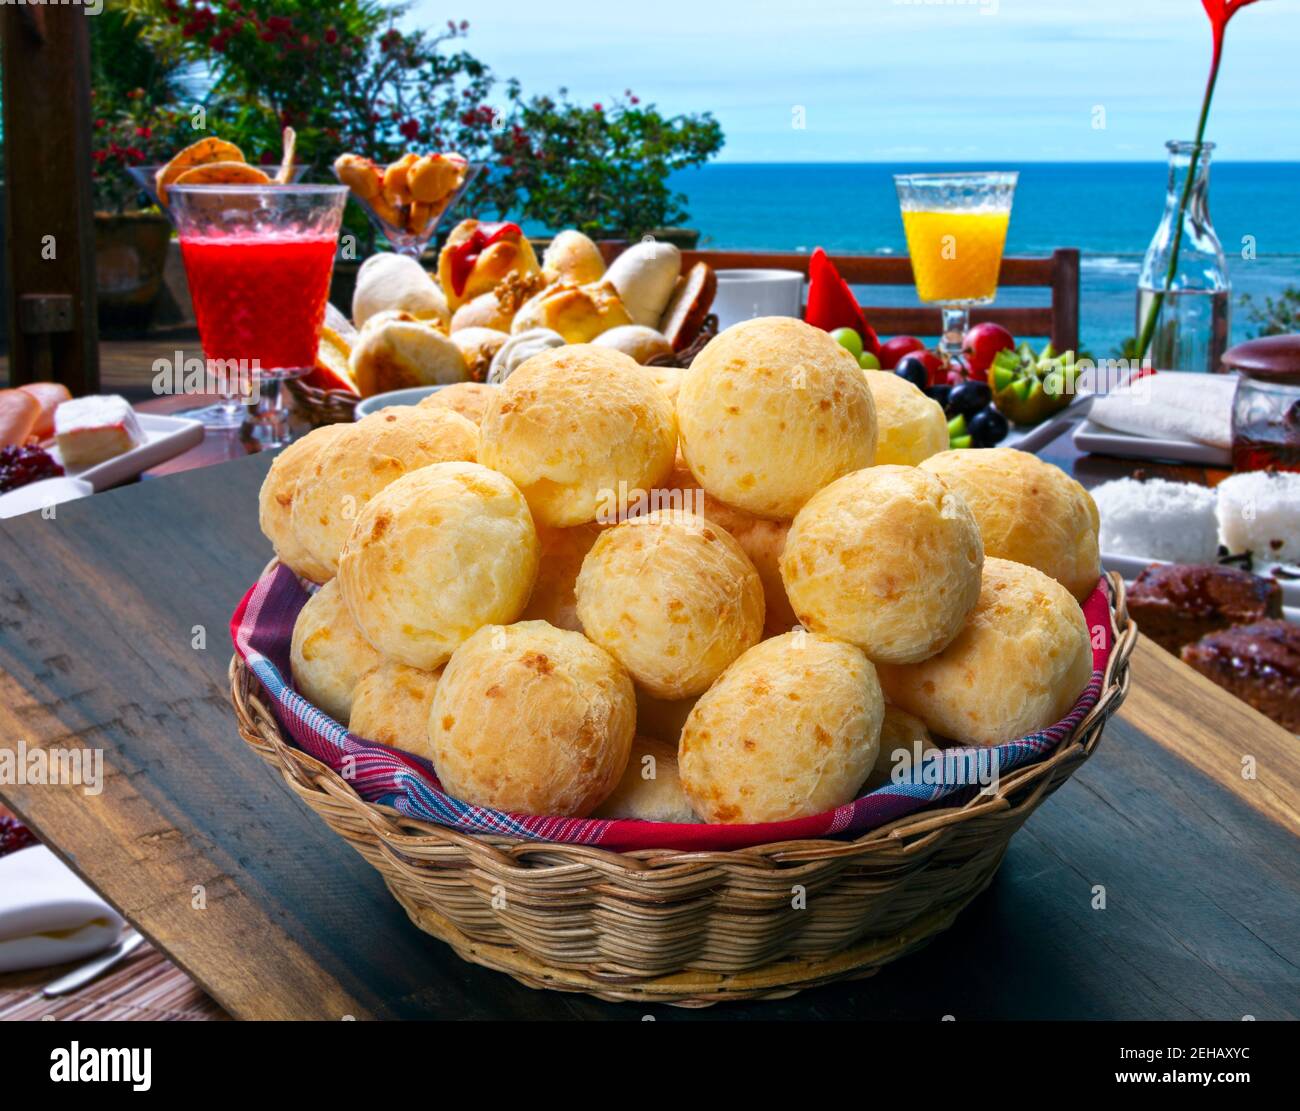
left=677, top=317, right=877, bottom=519
left=338, top=462, right=540, bottom=670
left=864, top=370, right=949, bottom=466
left=593, top=736, right=698, bottom=823
left=877, top=558, right=1093, bottom=745
left=429, top=621, right=635, bottom=816
left=478, top=344, right=678, bottom=527
left=862, top=706, right=939, bottom=790
left=658, top=262, right=717, bottom=352
left=679, top=633, right=884, bottom=823
left=352, top=253, right=449, bottom=329
left=418, top=381, right=497, bottom=426
left=437, top=220, right=540, bottom=311
left=450, top=290, right=515, bottom=334
left=486, top=328, right=566, bottom=385
left=606, top=241, right=681, bottom=327
left=448, top=327, right=508, bottom=382
left=348, top=661, right=442, bottom=760
left=576, top=510, right=765, bottom=699
left=593, top=324, right=673, bottom=365
left=290, top=579, right=381, bottom=722
left=258, top=423, right=347, bottom=583
left=291, top=406, right=479, bottom=579
left=633, top=687, right=698, bottom=747
left=348, top=314, right=468, bottom=396
left=520, top=521, right=603, bottom=632
left=542, top=230, right=606, bottom=285
left=920, top=448, right=1102, bottom=602
left=781, top=465, right=984, bottom=664
left=510, top=280, right=633, bottom=343
left=645, top=364, right=683, bottom=406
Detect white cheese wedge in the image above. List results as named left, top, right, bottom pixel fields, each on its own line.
left=54, top=395, right=145, bottom=469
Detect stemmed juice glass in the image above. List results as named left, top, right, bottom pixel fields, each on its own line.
left=894, top=171, right=1018, bottom=357
left=168, top=184, right=347, bottom=444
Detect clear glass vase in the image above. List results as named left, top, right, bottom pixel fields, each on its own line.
left=1136, top=140, right=1231, bottom=373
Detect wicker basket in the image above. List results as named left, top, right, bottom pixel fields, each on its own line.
left=229, top=573, right=1135, bottom=1006
left=287, top=316, right=722, bottom=429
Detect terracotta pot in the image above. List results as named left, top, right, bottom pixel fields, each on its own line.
left=95, top=210, right=171, bottom=332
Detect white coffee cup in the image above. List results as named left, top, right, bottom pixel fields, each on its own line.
left=711, top=269, right=805, bottom=330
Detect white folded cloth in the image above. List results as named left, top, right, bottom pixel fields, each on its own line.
left=1087, top=371, right=1237, bottom=449
left=0, top=846, right=124, bottom=972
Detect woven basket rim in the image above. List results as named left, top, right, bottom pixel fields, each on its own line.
left=230, top=573, right=1135, bottom=869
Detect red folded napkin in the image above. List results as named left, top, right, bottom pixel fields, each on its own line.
left=804, top=248, right=880, bottom=355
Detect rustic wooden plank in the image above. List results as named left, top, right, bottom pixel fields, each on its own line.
left=681, top=250, right=1060, bottom=287
left=0, top=4, right=98, bottom=392
left=1051, top=248, right=1081, bottom=352
left=863, top=306, right=1053, bottom=340
left=0, top=456, right=1296, bottom=1019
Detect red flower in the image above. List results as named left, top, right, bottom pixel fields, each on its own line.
left=1201, top=0, right=1264, bottom=63
left=135, top=126, right=152, bottom=139
left=399, top=118, right=421, bottom=141
left=592, top=102, right=603, bottom=112
left=324, top=26, right=338, bottom=45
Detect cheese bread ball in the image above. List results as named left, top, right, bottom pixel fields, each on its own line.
left=781, top=465, right=984, bottom=665
left=291, top=406, right=479, bottom=578
left=429, top=621, right=635, bottom=816
left=593, top=736, right=698, bottom=824
left=920, top=448, right=1101, bottom=602
left=676, top=317, right=877, bottom=519
left=338, top=462, right=540, bottom=669
left=520, top=521, right=603, bottom=633
left=258, top=423, right=347, bottom=583
left=864, top=370, right=949, bottom=466
left=575, top=510, right=765, bottom=699
left=633, top=687, right=699, bottom=747
left=862, top=706, right=940, bottom=791
left=348, top=662, right=442, bottom=760
left=679, top=633, right=884, bottom=824
left=290, top=579, right=381, bottom=722
left=645, top=364, right=683, bottom=406
left=418, top=381, right=497, bottom=426
left=478, top=344, right=677, bottom=527
left=877, top=558, right=1093, bottom=746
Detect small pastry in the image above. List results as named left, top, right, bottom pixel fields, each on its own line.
left=437, top=220, right=540, bottom=311
left=510, top=280, right=633, bottom=343
left=348, top=314, right=468, bottom=396
left=351, top=252, right=449, bottom=329
left=605, top=241, right=681, bottom=327
left=542, top=230, right=606, bottom=285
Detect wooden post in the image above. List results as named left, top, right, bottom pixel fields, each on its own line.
left=1051, top=248, right=1081, bottom=354
left=2, top=3, right=99, bottom=392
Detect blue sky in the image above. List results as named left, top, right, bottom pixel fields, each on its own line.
left=413, top=0, right=1300, bottom=161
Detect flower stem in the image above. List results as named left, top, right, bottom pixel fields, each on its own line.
left=1134, top=56, right=1221, bottom=364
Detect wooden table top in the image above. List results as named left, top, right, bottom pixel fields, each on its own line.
left=0, top=452, right=1296, bottom=1020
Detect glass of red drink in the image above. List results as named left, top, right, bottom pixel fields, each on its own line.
left=168, top=184, right=347, bottom=444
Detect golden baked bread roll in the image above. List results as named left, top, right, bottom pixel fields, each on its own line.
left=478, top=344, right=678, bottom=527
left=447, top=327, right=508, bottom=382
left=657, top=262, right=716, bottom=352
left=290, top=579, right=381, bottom=722
left=593, top=324, right=673, bottom=365
left=348, top=314, right=469, bottom=396
left=679, top=632, right=884, bottom=823
left=605, top=241, right=681, bottom=327
left=407, top=153, right=467, bottom=205
left=877, top=558, right=1093, bottom=746
left=864, top=370, right=949, bottom=466
left=510, top=280, right=633, bottom=343
left=520, top=521, right=603, bottom=632
left=677, top=317, right=877, bottom=519
left=352, top=252, right=449, bottom=329
left=920, top=448, right=1102, bottom=602
left=338, top=462, right=540, bottom=669
left=291, top=406, right=479, bottom=579
left=437, top=220, right=540, bottom=311
left=645, top=364, right=683, bottom=406
left=780, top=465, right=984, bottom=664
left=417, top=381, right=497, bottom=425
left=592, top=736, right=698, bottom=823
left=429, top=620, right=635, bottom=816
left=258, top=423, right=347, bottom=583
left=542, top=230, right=606, bottom=285
left=862, top=706, right=939, bottom=790
left=348, top=661, right=442, bottom=760
left=486, top=328, right=566, bottom=385
left=633, top=686, right=698, bottom=747
left=576, top=510, right=765, bottom=699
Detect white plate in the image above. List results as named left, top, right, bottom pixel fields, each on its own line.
left=1102, top=551, right=1300, bottom=610
left=1074, top=419, right=1232, bottom=466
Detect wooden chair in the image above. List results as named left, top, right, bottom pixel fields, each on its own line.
left=680, top=248, right=1081, bottom=353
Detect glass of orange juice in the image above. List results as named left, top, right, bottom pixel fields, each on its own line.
left=894, top=171, right=1018, bottom=357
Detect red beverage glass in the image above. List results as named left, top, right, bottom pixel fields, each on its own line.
left=168, top=184, right=347, bottom=442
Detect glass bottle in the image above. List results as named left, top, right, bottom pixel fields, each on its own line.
left=1136, top=140, right=1231, bottom=373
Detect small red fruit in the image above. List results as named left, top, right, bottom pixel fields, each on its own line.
left=961, top=322, right=1016, bottom=381
left=879, top=335, right=926, bottom=370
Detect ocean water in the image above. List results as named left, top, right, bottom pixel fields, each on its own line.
left=663, top=162, right=1300, bottom=357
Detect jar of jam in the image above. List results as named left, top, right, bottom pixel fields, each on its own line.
left=1226, top=335, right=1300, bottom=472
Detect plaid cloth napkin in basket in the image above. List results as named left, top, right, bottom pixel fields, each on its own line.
left=231, top=565, right=1113, bottom=852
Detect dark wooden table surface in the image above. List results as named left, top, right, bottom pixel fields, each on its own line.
left=0, top=450, right=1296, bottom=1020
